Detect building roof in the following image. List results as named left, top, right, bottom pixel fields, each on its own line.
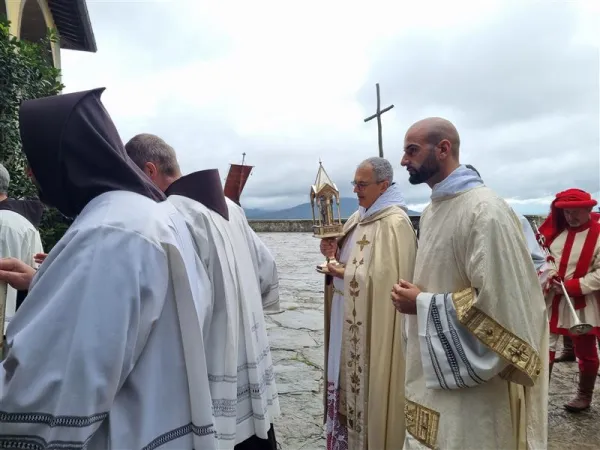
left=48, top=0, right=96, bottom=52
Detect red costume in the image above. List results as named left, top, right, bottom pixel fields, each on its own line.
left=544, top=208, right=600, bottom=364
left=539, top=188, right=600, bottom=412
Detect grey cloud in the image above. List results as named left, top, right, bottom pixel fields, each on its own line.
left=89, top=1, right=598, bottom=211
left=86, top=2, right=232, bottom=72
left=352, top=1, right=599, bottom=208
left=358, top=2, right=598, bottom=129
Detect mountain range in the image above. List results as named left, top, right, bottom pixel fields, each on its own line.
left=244, top=197, right=421, bottom=220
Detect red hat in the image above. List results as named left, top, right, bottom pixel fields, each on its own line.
left=553, top=188, right=598, bottom=209
left=539, top=189, right=598, bottom=244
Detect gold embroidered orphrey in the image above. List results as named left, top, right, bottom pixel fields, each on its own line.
left=310, top=160, right=344, bottom=274
left=452, top=287, right=542, bottom=384
left=405, top=399, right=440, bottom=449
left=344, top=233, right=371, bottom=447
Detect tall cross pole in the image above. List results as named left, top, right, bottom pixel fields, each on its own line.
left=363, top=83, right=394, bottom=157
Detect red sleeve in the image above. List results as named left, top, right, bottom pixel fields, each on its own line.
left=563, top=278, right=583, bottom=297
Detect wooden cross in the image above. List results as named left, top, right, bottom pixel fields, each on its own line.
left=363, top=83, right=394, bottom=158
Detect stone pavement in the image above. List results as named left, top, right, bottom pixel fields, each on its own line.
left=260, top=232, right=327, bottom=450
left=548, top=353, right=600, bottom=450
left=267, top=303, right=326, bottom=450
left=259, top=232, right=600, bottom=450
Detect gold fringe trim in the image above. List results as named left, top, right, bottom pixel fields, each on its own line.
left=405, top=399, right=440, bottom=449
left=452, top=288, right=542, bottom=386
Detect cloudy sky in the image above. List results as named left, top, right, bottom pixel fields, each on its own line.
left=61, top=0, right=599, bottom=213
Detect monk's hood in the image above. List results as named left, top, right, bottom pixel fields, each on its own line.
left=0, top=198, right=44, bottom=228
left=165, top=169, right=229, bottom=220
left=19, top=87, right=165, bottom=218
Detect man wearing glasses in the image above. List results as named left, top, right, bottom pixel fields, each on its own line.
left=320, top=156, right=417, bottom=450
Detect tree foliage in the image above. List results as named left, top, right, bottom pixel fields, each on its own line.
left=0, top=19, right=72, bottom=251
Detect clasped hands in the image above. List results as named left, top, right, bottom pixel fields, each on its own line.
left=390, top=279, right=421, bottom=315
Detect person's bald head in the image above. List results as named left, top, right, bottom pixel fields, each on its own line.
left=407, top=117, right=460, bottom=156
left=401, top=117, right=461, bottom=187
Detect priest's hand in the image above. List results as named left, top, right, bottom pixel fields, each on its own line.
left=320, top=238, right=338, bottom=258
left=327, top=263, right=345, bottom=279
left=391, top=279, right=420, bottom=315
left=0, top=258, right=36, bottom=291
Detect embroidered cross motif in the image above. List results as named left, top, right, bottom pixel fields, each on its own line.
left=508, top=343, right=529, bottom=365
left=356, top=234, right=370, bottom=251
left=251, top=313, right=260, bottom=342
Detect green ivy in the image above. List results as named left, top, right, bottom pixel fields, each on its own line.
left=0, top=19, right=72, bottom=251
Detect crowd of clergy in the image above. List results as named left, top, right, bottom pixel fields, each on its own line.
left=0, top=88, right=598, bottom=450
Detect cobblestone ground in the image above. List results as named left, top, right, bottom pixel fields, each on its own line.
left=259, top=232, right=600, bottom=450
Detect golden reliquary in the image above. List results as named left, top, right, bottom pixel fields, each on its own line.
left=310, top=160, right=344, bottom=274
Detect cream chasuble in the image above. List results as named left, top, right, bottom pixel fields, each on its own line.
left=404, top=174, right=548, bottom=450
left=324, top=199, right=417, bottom=450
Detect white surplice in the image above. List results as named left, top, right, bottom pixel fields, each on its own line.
left=517, top=213, right=547, bottom=273
left=0, top=191, right=217, bottom=450
left=0, top=209, right=43, bottom=333
left=226, top=199, right=280, bottom=314
left=167, top=194, right=280, bottom=448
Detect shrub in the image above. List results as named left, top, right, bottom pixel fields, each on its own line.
left=0, top=19, right=72, bottom=250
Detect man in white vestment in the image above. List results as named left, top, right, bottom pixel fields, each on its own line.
left=125, top=133, right=280, bottom=313
left=125, top=133, right=280, bottom=449
left=0, top=164, right=44, bottom=358
left=391, top=117, right=548, bottom=449
left=320, top=157, right=417, bottom=450
left=0, top=88, right=218, bottom=449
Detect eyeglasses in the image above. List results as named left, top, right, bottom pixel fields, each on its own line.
left=351, top=181, right=379, bottom=190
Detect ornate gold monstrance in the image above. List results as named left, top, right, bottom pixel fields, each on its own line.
left=310, top=160, right=344, bottom=274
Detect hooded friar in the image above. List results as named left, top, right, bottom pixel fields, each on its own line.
left=165, top=169, right=281, bottom=450
left=0, top=88, right=218, bottom=449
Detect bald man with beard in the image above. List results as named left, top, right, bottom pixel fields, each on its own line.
left=390, top=118, right=548, bottom=449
